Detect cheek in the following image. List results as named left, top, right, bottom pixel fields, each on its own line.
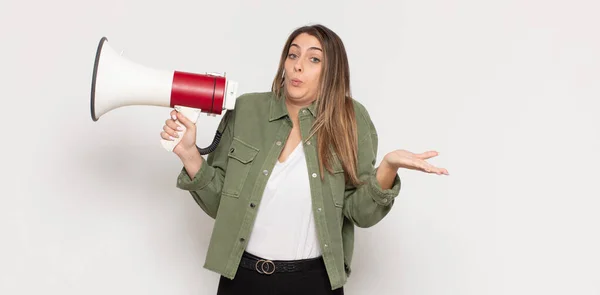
left=309, top=68, right=322, bottom=90
left=284, top=59, right=294, bottom=73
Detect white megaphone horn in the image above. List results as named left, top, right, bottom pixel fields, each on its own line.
left=90, top=36, right=239, bottom=153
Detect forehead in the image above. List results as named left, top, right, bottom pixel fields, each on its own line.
left=289, top=33, right=322, bottom=52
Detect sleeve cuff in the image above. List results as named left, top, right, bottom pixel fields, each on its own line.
left=176, top=161, right=214, bottom=191
left=368, top=167, right=401, bottom=206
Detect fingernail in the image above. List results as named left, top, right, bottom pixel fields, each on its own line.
left=177, top=126, right=183, bottom=131
left=169, top=136, right=175, bottom=141
left=172, top=115, right=177, bottom=120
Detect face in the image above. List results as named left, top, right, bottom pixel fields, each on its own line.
left=283, top=33, right=323, bottom=105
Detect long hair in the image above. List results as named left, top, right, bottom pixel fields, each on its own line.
left=271, top=24, right=364, bottom=187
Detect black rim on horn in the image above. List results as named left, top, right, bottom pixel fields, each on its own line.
left=90, top=36, right=108, bottom=121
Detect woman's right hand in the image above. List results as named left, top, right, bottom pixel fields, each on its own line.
left=161, top=109, right=197, bottom=157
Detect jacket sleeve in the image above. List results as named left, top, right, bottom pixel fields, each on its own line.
left=175, top=109, right=236, bottom=219
left=342, top=106, right=401, bottom=228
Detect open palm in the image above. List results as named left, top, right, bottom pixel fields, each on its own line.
left=384, top=149, right=449, bottom=175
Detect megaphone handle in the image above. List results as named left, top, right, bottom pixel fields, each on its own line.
left=160, top=105, right=201, bottom=152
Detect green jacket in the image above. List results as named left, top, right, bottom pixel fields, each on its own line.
left=176, top=91, right=401, bottom=290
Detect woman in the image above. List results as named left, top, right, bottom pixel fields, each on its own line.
left=161, top=24, right=448, bottom=295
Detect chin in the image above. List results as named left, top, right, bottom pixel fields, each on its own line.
left=285, top=86, right=305, bottom=99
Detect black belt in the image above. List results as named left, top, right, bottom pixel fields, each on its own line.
left=239, top=251, right=325, bottom=275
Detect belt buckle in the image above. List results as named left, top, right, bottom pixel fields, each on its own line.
left=255, top=259, right=275, bottom=275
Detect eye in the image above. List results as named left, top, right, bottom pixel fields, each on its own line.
left=310, top=57, right=321, bottom=63
left=287, top=53, right=298, bottom=59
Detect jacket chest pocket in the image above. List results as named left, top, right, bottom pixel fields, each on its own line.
left=329, top=155, right=346, bottom=209
left=221, top=137, right=259, bottom=198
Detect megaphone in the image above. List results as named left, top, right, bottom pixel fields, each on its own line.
left=90, top=36, right=239, bottom=153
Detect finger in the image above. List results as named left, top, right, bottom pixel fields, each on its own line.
left=423, top=164, right=435, bottom=173
left=160, top=131, right=175, bottom=141
left=403, top=158, right=428, bottom=172
left=410, top=159, right=432, bottom=173
left=420, top=161, right=440, bottom=174
left=170, top=110, right=178, bottom=121
left=429, top=166, right=449, bottom=175
left=165, top=118, right=183, bottom=132
left=163, top=125, right=179, bottom=138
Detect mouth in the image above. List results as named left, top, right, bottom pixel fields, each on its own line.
left=290, top=78, right=303, bottom=87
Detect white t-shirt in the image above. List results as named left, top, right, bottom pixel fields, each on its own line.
left=245, top=142, right=322, bottom=260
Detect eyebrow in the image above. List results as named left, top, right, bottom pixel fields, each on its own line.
left=290, top=43, right=322, bottom=52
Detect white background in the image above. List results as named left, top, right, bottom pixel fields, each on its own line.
left=1, top=0, right=599, bottom=294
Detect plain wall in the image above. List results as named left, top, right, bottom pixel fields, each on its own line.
left=1, top=0, right=599, bottom=294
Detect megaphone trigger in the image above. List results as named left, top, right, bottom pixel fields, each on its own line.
left=159, top=106, right=201, bottom=152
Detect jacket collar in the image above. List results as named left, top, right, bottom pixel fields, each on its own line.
left=269, top=91, right=317, bottom=121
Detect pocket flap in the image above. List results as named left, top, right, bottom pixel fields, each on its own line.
left=228, top=137, right=259, bottom=164
left=331, top=152, right=345, bottom=174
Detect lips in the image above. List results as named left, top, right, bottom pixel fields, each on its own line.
left=290, top=78, right=303, bottom=86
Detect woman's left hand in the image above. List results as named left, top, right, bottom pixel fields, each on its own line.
left=383, top=150, right=449, bottom=175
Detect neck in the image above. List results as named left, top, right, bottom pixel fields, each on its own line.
left=285, top=97, right=314, bottom=124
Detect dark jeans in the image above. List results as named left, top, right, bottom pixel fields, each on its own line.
left=216, top=252, right=344, bottom=295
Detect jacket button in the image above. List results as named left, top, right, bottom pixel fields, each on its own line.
left=276, top=141, right=282, bottom=146
left=312, top=173, right=317, bottom=178
left=250, top=203, right=256, bottom=208
left=240, top=238, right=245, bottom=242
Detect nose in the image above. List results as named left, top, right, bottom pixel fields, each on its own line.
left=293, top=59, right=303, bottom=72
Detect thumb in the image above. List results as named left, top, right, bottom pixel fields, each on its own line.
left=175, top=111, right=195, bottom=129
left=415, top=151, right=438, bottom=159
